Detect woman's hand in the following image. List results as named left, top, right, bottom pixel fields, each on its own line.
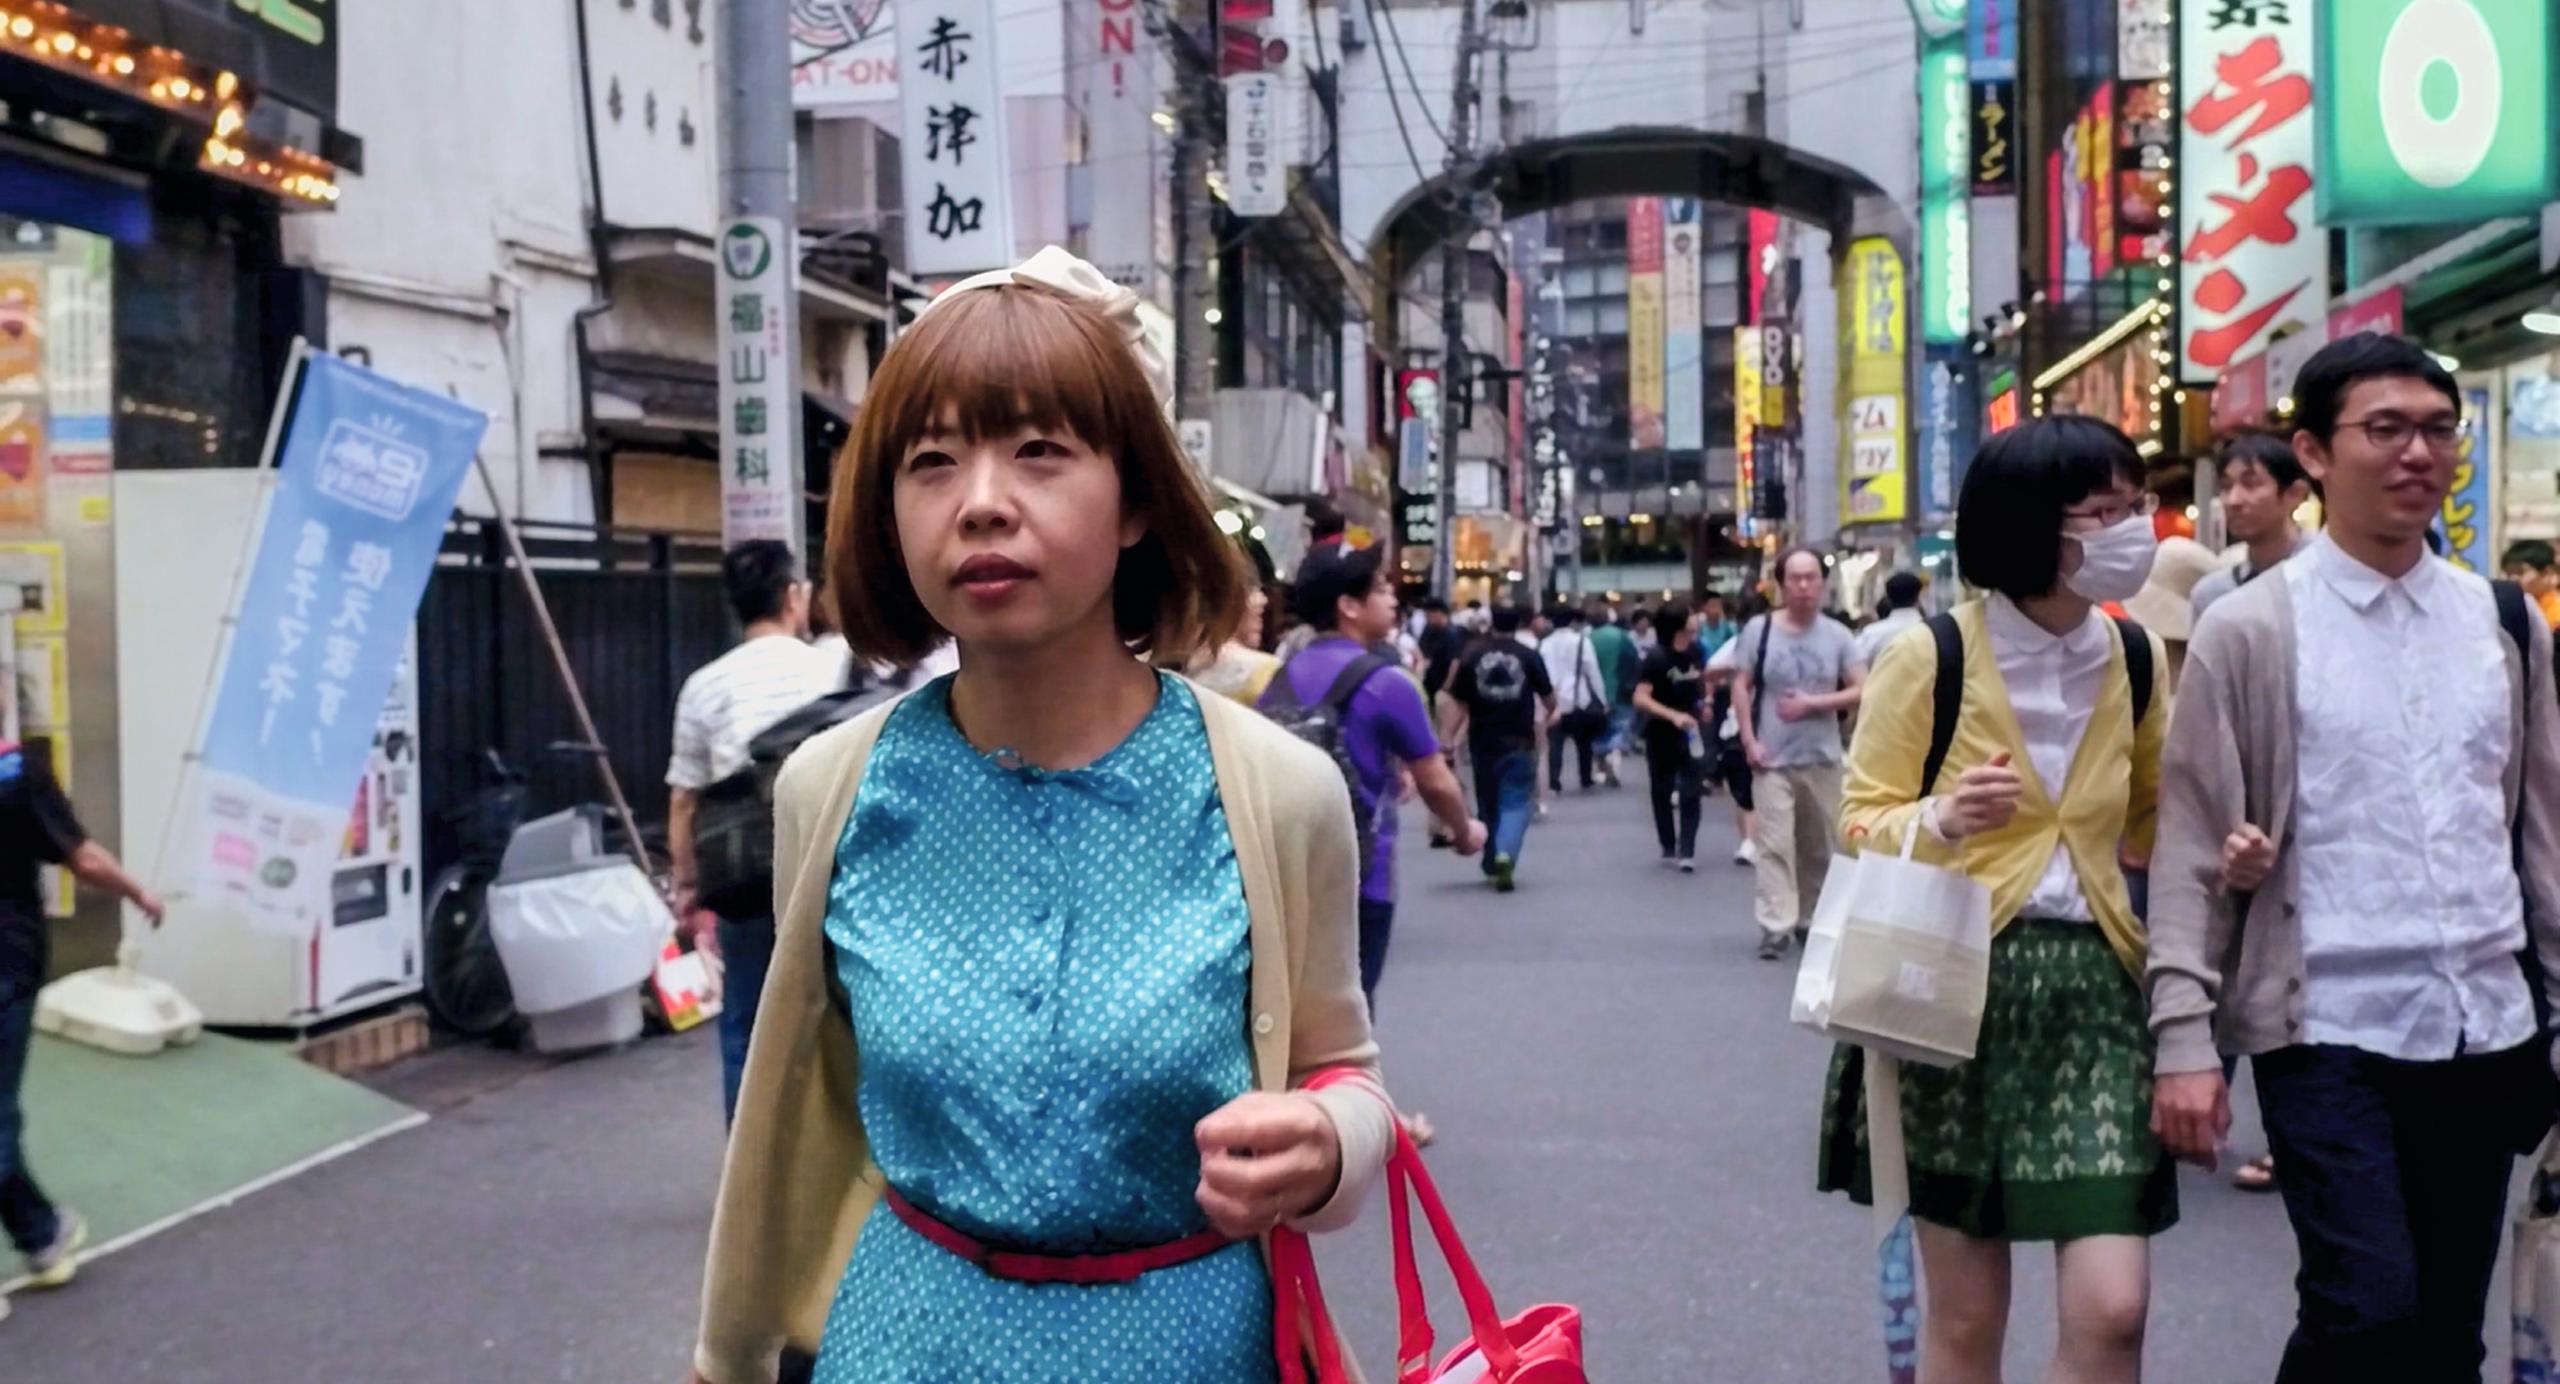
left=1194, top=1092, right=1343, bottom=1239
left=1932, top=752, right=2024, bottom=839
left=2150, top=1069, right=2231, bottom=1171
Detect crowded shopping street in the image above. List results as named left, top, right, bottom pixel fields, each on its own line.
left=1, top=782, right=2334, bottom=1383
left=15, top=0, right=2560, bottom=1381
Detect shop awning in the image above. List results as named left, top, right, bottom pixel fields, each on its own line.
left=588, top=351, right=852, bottom=458
left=605, top=227, right=895, bottom=326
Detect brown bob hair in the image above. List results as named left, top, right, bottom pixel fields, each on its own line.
left=824, top=280, right=1246, bottom=669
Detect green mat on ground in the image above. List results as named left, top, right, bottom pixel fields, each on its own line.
left=8, top=1032, right=422, bottom=1280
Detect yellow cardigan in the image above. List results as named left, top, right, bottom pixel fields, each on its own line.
left=692, top=678, right=1395, bottom=1384
left=1839, top=601, right=2167, bottom=979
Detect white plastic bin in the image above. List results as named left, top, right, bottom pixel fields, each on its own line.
left=486, top=859, right=672, bottom=1053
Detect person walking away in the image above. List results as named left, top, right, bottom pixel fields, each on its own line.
left=1443, top=605, right=1556, bottom=891
left=1705, top=626, right=1758, bottom=865
left=1853, top=571, right=1926, bottom=669
left=2505, top=537, right=2560, bottom=630
left=1272, top=544, right=1485, bottom=1004
left=666, top=540, right=847, bottom=1127
left=0, top=740, right=161, bottom=1321
left=2192, top=430, right=2315, bottom=620
left=692, top=250, right=1401, bottom=1384
left=2149, top=333, right=2560, bottom=1384
left=1631, top=602, right=1711, bottom=871
left=1413, top=600, right=1468, bottom=846
left=1187, top=580, right=1283, bottom=707
left=1819, top=415, right=2175, bottom=1384
left=1587, top=600, right=1639, bottom=788
left=1538, top=605, right=1608, bottom=793
left=1733, top=548, right=1866, bottom=960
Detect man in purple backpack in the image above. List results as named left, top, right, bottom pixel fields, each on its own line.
left=1266, top=545, right=1484, bottom=1008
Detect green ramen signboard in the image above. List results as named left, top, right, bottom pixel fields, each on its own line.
left=2316, top=0, right=2560, bottom=224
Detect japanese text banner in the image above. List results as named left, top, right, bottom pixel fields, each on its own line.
left=899, top=0, right=1017, bottom=274
left=191, top=353, right=486, bottom=931
left=2177, top=0, right=2324, bottom=383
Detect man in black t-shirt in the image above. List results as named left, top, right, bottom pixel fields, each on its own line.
left=0, top=741, right=162, bottom=1311
left=1629, top=603, right=1711, bottom=869
left=1442, top=605, right=1556, bottom=892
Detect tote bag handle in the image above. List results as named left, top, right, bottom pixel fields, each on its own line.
left=1385, top=1120, right=1524, bottom=1382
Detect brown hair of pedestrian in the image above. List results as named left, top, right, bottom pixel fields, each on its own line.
left=822, top=282, right=1246, bottom=669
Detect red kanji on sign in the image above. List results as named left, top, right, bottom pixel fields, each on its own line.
left=2186, top=154, right=2313, bottom=262
left=2187, top=268, right=2309, bottom=371
left=2188, top=35, right=2311, bottom=148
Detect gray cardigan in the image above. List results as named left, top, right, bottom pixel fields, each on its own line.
left=2145, top=555, right=2560, bottom=1076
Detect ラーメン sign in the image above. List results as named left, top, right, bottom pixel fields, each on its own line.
left=2315, top=0, right=2560, bottom=224
left=2177, top=0, right=2325, bottom=382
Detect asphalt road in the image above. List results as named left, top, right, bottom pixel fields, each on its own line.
left=4, top=774, right=2431, bottom=1382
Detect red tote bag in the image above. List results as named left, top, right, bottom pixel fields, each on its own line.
left=1271, top=1074, right=1585, bottom=1384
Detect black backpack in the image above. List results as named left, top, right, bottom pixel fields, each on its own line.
left=693, top=687, right=886, bottom=917
left=1916, top=609, right=2155, bottom=795
left=1258, top=652, right=1397, bottom=866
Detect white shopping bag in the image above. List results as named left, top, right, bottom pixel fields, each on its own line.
left=2514, top=1128, right=2560, bottom=1382
left=1793, top=817, right=1992, bottom=1068
left=1790, top=855, right=1858, bottom=1032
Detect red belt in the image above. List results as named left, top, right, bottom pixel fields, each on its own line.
left=882, top=1185, right=1236, bottom=1286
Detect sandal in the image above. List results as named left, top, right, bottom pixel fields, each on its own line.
left=2232, top=1154, right=2277, bottom=1192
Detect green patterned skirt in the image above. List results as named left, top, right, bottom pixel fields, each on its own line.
left=1816, top=917, right=2179, bottom=1242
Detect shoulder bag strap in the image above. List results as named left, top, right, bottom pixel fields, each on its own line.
left=1920, top=613, right=1965, bottom=797
left=1748, top=616, right=1772, bottom=735
left=2488, top=578, right=2549, bottom=1028
left=1318, top=652, right=1393, bottom=712
left=1572, top=632, right=1592, bottom=708
left=1385, top=1123, right=1522, bottom=1383
left=2112, top=615, right=2155, bottom=728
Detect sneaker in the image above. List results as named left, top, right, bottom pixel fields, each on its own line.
left=1428, top=834, right=1453, bottom=850
left=1659, top=853, right=1680, bottom=869
left=25, top=1211, right=85, bottom=1289
left=1757, top=933, right=1791, bottom=961
left=1733, top=839, right=1759, bottom=867
left=1490, top=856, right=1517, bottom=892
left=1678, top=858, right=1697, bottom=874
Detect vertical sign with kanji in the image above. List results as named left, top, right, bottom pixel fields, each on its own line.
left=2178, top=0, right=2324, bottom=383
left=898, top=0, right=1015, bottom=274
left=1841, top=237, right=1909, bottom=526
left=717, top=216, right=801, bottom=548
left=191, top=351, right=485, bottom=932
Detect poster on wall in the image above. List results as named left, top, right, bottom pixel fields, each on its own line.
left=0, top=401, right=42, bottom=529
left=2438, top=386, right=2495, bottom=574
left=2178, top=0, right=2324, bottom=382
left=2116, top=82, right=2175, bottom=266
left=2118, top=0, right=2172, bottom=81
left=2049, top=83, right=2116, bottom=295
left=0, top=263, right=37, bottom=393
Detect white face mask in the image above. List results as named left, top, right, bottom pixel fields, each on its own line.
left=2062, top=513, right=2159, bottom=604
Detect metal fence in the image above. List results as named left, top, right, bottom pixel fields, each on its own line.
left=417, top=519, right=735, bottom=881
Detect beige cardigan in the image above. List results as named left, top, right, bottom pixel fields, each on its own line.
left=2146, top=562, right=2560, bottom=1076
left=693, top=677, right=1396, bottom=1384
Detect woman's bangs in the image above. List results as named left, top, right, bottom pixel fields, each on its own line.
left=884, top=289, right=1125, bottom=453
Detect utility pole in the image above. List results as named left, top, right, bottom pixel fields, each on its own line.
left=1430, top=0, right=1487, bottom=602
left=717, top=0, right=805, bottom=554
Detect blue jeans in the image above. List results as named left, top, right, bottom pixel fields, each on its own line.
left=1600, top=706, right=1636, bottom=756
left=716, top=915, right=777, bottom=1129
left=1472, top=747, right=1537, bottom=867
left=0, top=967, right=60, bottom=1255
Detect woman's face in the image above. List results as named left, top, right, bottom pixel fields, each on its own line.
left=893, top=416, right=1143, bottom=657
left=2057, top=474, right=2145, bottom=586
left=1240, top=585, right=1268, bottom=644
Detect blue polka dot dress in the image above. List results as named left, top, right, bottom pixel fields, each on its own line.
left=812, top=672, right=1278, bottom=1384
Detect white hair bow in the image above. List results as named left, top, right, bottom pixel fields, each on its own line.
left=919, top=245, right=1174, bottom=417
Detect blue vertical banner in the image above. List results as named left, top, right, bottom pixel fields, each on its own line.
left=192, top=352, right=487, bottom=930
left=1966, top=0, right=2016, bottom=81
left=1919, top=350, right=1978, bottom=520
left=2439, top=387, right=2495, bottom=575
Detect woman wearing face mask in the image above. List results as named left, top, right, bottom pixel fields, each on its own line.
left=687, top=248, right=1395, bottom=1384
left=1817, top=416, right=2174, bottom=1384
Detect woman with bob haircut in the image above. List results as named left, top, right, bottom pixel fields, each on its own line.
left=1817, top=415, right=2176, bottom=1384
left=687, top=248, right=1396, bottom=1384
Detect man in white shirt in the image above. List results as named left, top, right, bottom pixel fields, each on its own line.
left=1852, top=570, right=1927, bottom=667
left=1536, top=604, right=1609, bottom=792
left=2150, top=335, right=2560, bottom=1381
left=666, top=540, right=845, bottom=1125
